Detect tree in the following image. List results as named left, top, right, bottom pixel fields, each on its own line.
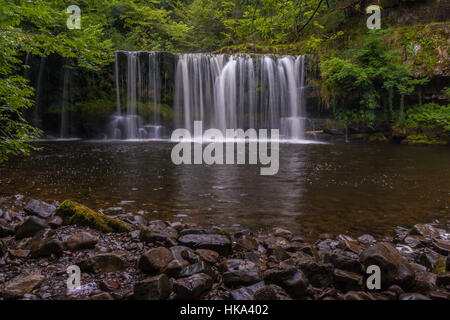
left=0, top=0, right=114, bottom=163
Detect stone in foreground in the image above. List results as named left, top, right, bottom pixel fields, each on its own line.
left=178, top=234, right=232, bottom=255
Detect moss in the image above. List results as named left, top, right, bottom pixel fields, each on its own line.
left=369, top=133, right=388, bottom=143
left=56, top=200, right=130, bottom=233
left=403, top=134, right=448, bottom=145
left=433, top=258, right=446, bottom=275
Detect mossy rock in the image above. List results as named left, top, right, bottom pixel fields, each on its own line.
left=56, top=200, right=130, bottom=233
left=369, top=133, right=388, bottom=143
left=403, top=134, right=448, bottom=145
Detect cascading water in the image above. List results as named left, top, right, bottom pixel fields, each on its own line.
left=109, top=51, right=309, bottom=141
left=60, top=65, right=70, bottom=138
left=110, top=51, right=163, bottom=140
left=173, top=54, right=308, bottom=140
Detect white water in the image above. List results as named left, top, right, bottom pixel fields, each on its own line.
left=173, top=54, right=308, bottom=141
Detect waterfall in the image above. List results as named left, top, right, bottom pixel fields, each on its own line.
left=110, top=51, right=308, bottom=141
left=110, top=51, right=163, bottom=140
left=173, top=54, right=308, bottom=140
left=60, top=65, right=70, bottom=138
left=33, top=56, right=46, bottom=129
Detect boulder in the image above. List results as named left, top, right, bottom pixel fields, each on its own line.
left=0, top=221, right=15, bottom=237
left=222, top=259, right=261, bottom=286
left=262, top=266, right=309, bottom=298
left=133, top=274, right=172, bottom=300
left=2, top=274, right=45, bottom=299
left=138, top=247, right=174, bottom=274
left=230, top=281, right=265, bottom=300
left=254, top=285, right=292, bottom=300
left=15, top=216, right=49, bottom=240
left=56, top=200, right=130, bottom=233
left=333, top=269, right=364, bottom=292
left=399, top=292, right=431, bottom=300
left=195, top=249, right=219, bottom=263
left=326, top=249, right=363, bottom=274
left=79, top=252, right=128, bottom=273
left=24, top=199, right=56, bottom=219
left=178, top=234, right=232, bottom=255
left=66, top=232, right=98, bottom=251
left=273, top=228, right=293, bottom=241
left=410, top=224, right=443, bottom=239
left=173, top=273, right=212, bottom=299
left=360, top=242, right=415, bottom=290
left=46, top=216, right=63, bottom=229
left=179, top=261, right=212, bottom=278
left=298, top=261, right=334, bottom=288
left=30, top=238, right=64, bottom=258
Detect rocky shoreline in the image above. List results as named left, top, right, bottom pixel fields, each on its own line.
left=0, top=195, right=449, bottom=300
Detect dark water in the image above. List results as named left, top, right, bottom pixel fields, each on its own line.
left=0, top=141, right=449, bottom=239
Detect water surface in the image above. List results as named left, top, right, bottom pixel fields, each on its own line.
left=0, top=141, right=448, bottom=240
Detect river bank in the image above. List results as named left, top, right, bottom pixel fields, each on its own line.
left=0, top=196, right=449, bottom=300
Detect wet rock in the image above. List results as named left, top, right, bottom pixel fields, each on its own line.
left=254, top=285, right=292, bottom=300
left=360, top=242, right=415, bottom=290
left=298, top=261, right=334, bottom=288
left=266, top=246, right=290, bottom=262
left=273, top=228, right=293, bottom=241
left=230, top=281, right=265, bottom=300
left=179, top=261, right=212, bottom=278
left=418, top=248, right=446, bottom=273
left=133, top=274, right=172, bottom=300
left=100, top=280, right=120, bottom=292
left=79, top=252, right=128, bottom=273
left=30, top=238, right=64, bottom=258
left=387, top=285, right=404, bottom=297
left=404, top=235, right=426, bottom=249
left=437, top=272, right=450, bottom=286
left=333, top=269, right=364, bottom=292
left=46, top=216, right=63, bottom=229
left=315, top=239, right=340, bottom=253
left=237, top=235, right=259, bottom=250
left=195, top=249, right=219, bottom=263
left=337, top=235, right=362, bottom=254
left=394, top=226, right=409, bottom=243
left=56, top=200, right=130, bottom=233
left=0, top=221, right=15, bottom=237
left=138, top=247, right=174, bottom=274
left=170, top=246, right=198, bottom=265
left=139, top=228, right=177, bottom=247
left=399, top=292, right=431, bottom=300
left=326, top=249, right=363, bottom=274
left=447, top=255, right=450, bottom=271
left=410, top=224, right=443, bottom=239
left=103, top=207, right=123, bottom=216
left=263, top=265, right=310, bottom=298
left=178, top=234, right=232, bottom=256
left=173, top=273, right=212, bottom=299
left=357, top=234, right=376, bottom=246
left=343, top=291, right=376, bottom=300
left=432, top=238, right=450, bottom=255
left=2, top=274, right=45, bottom=299
left=429, top=290, right=450, bottom=300
left=15, top=216, right=49, bottom=240
left=413, top=271, right=437, bottom=293
left=9, top=249, right=30, bottom=258
left=90, top=292, right=114, bottom=300
left=222, top=259, right=261, bottom=286
left=233, top=251, right=261, bottom=264
left=65, top=232, right=98, bottom=251
left=24, top=199, right=56, bottom=219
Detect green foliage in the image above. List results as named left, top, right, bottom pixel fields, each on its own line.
left=0, top=0, right=114, bottom=163
left=403, top=103, right=450, bottom=132
left=320, top=30, right=427, bottom=128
